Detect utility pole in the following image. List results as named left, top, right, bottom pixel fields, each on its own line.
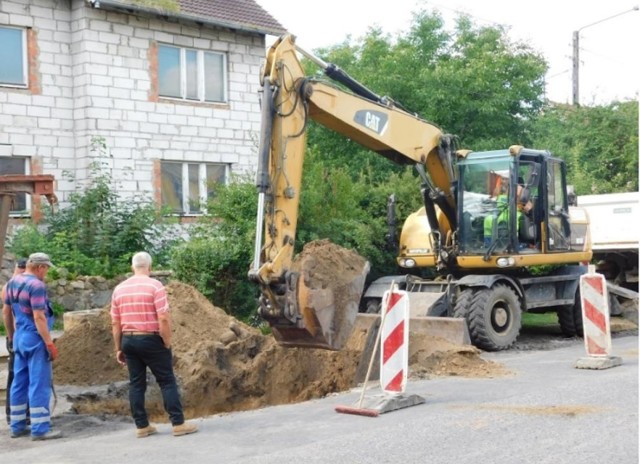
left=571, top=6, right=639, bottom=106
left=572, top=30, right=580, bottom=106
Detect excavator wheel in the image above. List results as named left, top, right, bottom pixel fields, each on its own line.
left=557, top=288, right=584, bottom=338
left=452, top=288, right=475, bottom=319
left=464, top=284, right=521, bottom=351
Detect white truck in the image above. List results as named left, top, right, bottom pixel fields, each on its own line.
left=577, top=191, right=639, bottom=321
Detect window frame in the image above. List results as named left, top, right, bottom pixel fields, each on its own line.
left=161, top=161, right=229, bottom=215
left=0, top=156, right=32, bottom=217
left=158, top=44, right=228, bottom=104
left=0, top=26, right=28, bottom=89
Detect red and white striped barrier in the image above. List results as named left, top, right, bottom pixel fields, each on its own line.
left=576, top=267, right=622, bottom=370
left=579, top=270, right=612, bottom=356
left=380, top=289, right=410, bottom=394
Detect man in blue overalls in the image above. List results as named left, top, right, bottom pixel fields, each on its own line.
left=5, top=252, right=62, bottom=440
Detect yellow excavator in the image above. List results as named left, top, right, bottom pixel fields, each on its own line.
left=249, top=34, right=593, bottom=351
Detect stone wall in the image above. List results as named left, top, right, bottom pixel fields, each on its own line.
left=1, top=254, right=172, bottom=312
left=47, top=275, right=123, bottom=312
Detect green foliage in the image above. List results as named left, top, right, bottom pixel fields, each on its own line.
left=530, top=101, right=639, bottom=194
left=298, top=146, right=426, bottom=280
left=305, top=9, right=548, bottom=179
left=171, top=237, right=257, bottom=321
left=9, top=137, right=181, bottom=277
left=50, top=300, right=65, bottom=317
left=170, top=175, right=259, bottom=322
left=521, top=312, right=559, bottom=328
left=169, top=158, right=432, bottom=321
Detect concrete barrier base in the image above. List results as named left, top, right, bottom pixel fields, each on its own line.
left=575, top=356, right=623, bottom=370
left=335, top=393, right=425, bottom=417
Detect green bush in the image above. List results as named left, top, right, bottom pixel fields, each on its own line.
left=171, top=237, right=258, bottom=321
left=170, top=174, right=258, bottom=321
left=9, top=137, right=181, bottom=277
left=169, top=148, right=429, bottom=321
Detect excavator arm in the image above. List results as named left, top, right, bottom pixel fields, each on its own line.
left=249, top=34, right=457, bottom=349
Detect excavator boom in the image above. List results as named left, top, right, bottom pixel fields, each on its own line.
left=249, top=34, right=458, bottom=350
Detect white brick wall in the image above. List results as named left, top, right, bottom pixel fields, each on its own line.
left=1, top=0, right=265, bottom=209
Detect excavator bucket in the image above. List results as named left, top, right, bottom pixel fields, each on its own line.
left=268, top=240, right=370, bottom=350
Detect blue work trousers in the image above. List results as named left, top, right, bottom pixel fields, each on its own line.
left=122, top=334, right=184, bottom=427
left=10, top=329, right=52, bottom=437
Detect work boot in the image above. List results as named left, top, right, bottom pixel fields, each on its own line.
left=10, top=429, right=29, bottom=438
left=136, top=425, right=158, bottom=438
left=31, top=430, right=63, bottom=441
left=172, top=422, right=198, bottom=437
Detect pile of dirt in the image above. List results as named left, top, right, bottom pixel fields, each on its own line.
left=288, top=239, right=370, bottom=349
left=53, top=240, right=507, bottom=422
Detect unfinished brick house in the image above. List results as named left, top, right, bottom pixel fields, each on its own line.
left=0, top=0, right=285, bottom=219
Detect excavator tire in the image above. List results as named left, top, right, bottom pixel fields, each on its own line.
left=452, top=288, right=475, bottom=319
left=464, top=284, right=521, bottom=351
left=557, top=288, right=584, bottom=338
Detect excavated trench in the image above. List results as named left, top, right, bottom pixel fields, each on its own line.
left=52, top=240, right=510, bottom=422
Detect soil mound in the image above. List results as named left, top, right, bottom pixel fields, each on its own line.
left=289, top=239, right=370, bottom=349
left=53, top=241, right=507, bottom=421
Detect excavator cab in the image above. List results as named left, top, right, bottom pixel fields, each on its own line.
left=399, top=146, right=581, bottom=271
left=456, top=146, right=575, bottom=259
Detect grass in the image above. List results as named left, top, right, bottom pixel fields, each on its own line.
left=522, top=311, right=559, bottom=328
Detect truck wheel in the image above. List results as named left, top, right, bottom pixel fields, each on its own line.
left=466, top=284, right=521, bottom=351
left=557, top=289, right=584, bottom=337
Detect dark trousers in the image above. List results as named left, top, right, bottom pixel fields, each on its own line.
left=5, top=350, right=14, bottom=424
left=121, top=334, right=184, bottom=428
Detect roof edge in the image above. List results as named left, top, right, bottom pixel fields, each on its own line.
left=86, top=0, right=287, bottom=37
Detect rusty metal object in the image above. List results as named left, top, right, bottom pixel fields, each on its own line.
left=0, top=174, right=57, bottom=263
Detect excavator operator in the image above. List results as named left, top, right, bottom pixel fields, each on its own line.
left=483, top=177, right=534, bottom=249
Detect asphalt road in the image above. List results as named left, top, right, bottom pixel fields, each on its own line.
left=1, top=334, right=638, bottom=464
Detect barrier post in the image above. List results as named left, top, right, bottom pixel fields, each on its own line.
left=380, top=289, right=409, bottom=394
left=575, top=266, right=623, bottom=370
left=334, top=284, right=425, bottom=417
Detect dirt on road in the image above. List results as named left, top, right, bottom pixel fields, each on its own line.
left=52, top=240, right=507, bottom=423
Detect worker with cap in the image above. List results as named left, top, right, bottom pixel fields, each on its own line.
left=5, top=252, right=62, bottom=440
left=2, top=257, right=27, bottom=425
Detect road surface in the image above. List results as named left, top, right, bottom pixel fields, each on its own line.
left=1, top=334, right=638, bottom=464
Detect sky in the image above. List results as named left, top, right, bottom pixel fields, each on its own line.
left=255, top=0, right=639, bottom=106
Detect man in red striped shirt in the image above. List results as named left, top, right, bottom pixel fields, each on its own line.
left=110, top=251, right=198, bottom=438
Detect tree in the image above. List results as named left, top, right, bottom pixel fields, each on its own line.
left=530, top=100, right=638, bottom=194
left=304, top=9, right=548, bottom=180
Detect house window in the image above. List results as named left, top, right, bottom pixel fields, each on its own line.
left=161, top=161, right=228, bottom=214
left=0, top=26, right=27, bottom=87
left=0, top=156, right=30, bottom=214
left=158, top=44, right=227, bottom=103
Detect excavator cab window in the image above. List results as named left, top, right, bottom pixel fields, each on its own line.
left=546, top=159, right=572, bottom=251
left=515, top=160, right=541, bottom=250
left=457, top=151, right=516, bottom=254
